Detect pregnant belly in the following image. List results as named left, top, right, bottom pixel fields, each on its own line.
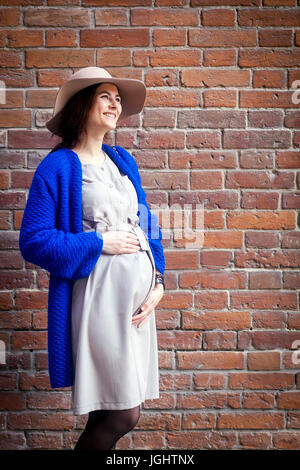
left=72, top=249, right=155, bottom=317
left=116, top=250, right=154, bottom=314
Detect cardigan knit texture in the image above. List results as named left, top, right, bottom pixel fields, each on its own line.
left=19, top=144, right=165, bottom=389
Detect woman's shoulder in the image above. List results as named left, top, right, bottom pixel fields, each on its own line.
left=112, top=145, right=139, bottom=173
left=36, top=147, right=80, bottom=179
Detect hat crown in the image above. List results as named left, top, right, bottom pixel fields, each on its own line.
left=71, top=67, right=113, bottom=81
left=46, top=66, right=147, bottom=135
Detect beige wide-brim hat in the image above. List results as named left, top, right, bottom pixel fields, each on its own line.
left=45, top=66, right=147, bottom=136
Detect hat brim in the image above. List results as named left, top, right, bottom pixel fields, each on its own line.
left=45, top=76, right=146, bottom=136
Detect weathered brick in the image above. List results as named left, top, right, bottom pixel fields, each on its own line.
left=240, top=90, right=296, bottom=109
left=193, top=373, right=226, bottom=390
left=7, top=412, right=74, bottom=431
left=204, top=89, right=237, bottom=107
left=189, top=29, right=256, bottom=47
left=177, top=351, right=244, bottom=370
left=131, top=8, right=198, bottom=26
left=165, top=430, right=236, bottom=450
left=229, top=372, right=294, bottom=390
left=240, top=150, right=274, bottom=169
left=137, top=412, right=180, bottom=431
left=273, top=432, right=300, bottom=450
left=239, top=432, right=271, bottom=449
left=191, top=171, right=222, bottom=189
left=182, top=69, right=250, bottom=87
left=202, top=8, right=235, bottom=27
left=7, top=30, right=43, bottom=48
left=24, top=8, right=91, bottom=27
left=201, top=250, right=232, bottom=268
left=0, top=110, right=31, bottom=128
left=241, top=191, right=279, bottom=209
left=169, top=151, right=237, bottom=169
left=81, top=29, right=149, bottom=47
left=283, top=272, right=300, bottom=289
left=182, top=412, right=216, bottom=429
left=178, top=110, right=245, bottom=129
left=251, top=331, right=300, bottom=350
left=203, top=49, right=236, bottom=66
left=276, top=152, right=300, bottom=168
left=249, top=271, right=281, bottom=289
left=150, top=49, right=201, bottom=67
left=95, top=8, right=127, bottom=26
left=285, top=112, right=300, bottom=129
left=159, top=373, right=191, bottom=392
left=153, top=29, right=186, bottom=47
left=186, top=131, right=221, bottom=149
left=239, top=49, right=300, bottom=68
left=27, top=392, right=71, bottom=410
left=227, top=211, right=295, bottom=230
left=247, top=351, right=281, bottom=371
left=157, top=331, right=201, bottom=350
left=282, top=192, right=300, bottom=209
left=243, top=392, right=275, bottom=409
left=253, top=70, right=285, bottom=88
left=46, top=30, right=77, bottom=48
left=0, top=8, right=20, bottom=27
left=0, top=432, right=26, bottom=450
left=282, top=231, right=300, bottom=248
left=218, top=412, right=284, bottom=429
left=259, top=29, right=292, bottom=48
left=0, top=50, right=22, bottom=67
left=27, top=432, right=62, bottom=450
left=0, top=392, right=26, bottom=411
left=226, top=171, right=294, bottom=189
left=235, top=250, right=300, bottom=268
left=238, top=9, right=300, bottom=27
left=27, top=48, right=94, bottom=68
left=195, top=291, right=228, bottom=309
left=277, top=392, right=300, bottom=410
left=181, top=310, right=250, bottom=330
left=230, top=291, right=297, bottom=310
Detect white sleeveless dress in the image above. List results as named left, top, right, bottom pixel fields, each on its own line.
left=71, top=152, right=160, bottom=415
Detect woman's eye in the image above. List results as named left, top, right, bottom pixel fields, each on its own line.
left=101, top=94, right=121, bottom=103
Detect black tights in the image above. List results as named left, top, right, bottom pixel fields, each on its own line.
left=74, top=405, right=140, bottom=450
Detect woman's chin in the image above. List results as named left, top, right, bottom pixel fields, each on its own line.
left=102, top=121, right=117, bottom=130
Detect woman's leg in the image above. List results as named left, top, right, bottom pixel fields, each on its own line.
left=74, top=405, right=140, bottom=450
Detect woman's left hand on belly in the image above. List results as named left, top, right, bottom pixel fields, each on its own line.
left=131, top=284, right=164, bottom=328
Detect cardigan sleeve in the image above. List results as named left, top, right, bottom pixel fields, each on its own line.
left=19, top=170, right=103, bottom=280
left=124, top=151, right=165, bottom=276
left=141, top=195, right=165, bottom=276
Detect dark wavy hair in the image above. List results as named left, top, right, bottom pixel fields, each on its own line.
left=49, top=83, right=101, bottom=154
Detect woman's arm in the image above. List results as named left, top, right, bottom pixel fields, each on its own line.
left=135, top=178, right=166, bottom=276
left=19, top=171, right=103, bottom=280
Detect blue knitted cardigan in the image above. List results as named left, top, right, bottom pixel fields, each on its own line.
left=19, top=144, right=165, bottom=389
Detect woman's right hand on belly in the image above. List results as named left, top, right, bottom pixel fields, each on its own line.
left=101, top=230, right=141, bottom=255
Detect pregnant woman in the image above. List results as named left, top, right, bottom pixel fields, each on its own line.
left=19, top=67, right=165, bottom=450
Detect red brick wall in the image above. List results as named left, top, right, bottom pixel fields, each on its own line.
left=0, top=0, right=300, bottom=450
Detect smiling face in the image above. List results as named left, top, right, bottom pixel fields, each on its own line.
left=85, top=82, right=122, bottom=134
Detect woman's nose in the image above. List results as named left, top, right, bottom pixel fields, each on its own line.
left=109, top=97, right=121, bottom=107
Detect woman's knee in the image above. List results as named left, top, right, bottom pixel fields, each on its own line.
left=113, top=406, right=140, bottom=436
left=85, top=405, right=140, bottom=438
left=124, top=406, right=140, bottom=431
